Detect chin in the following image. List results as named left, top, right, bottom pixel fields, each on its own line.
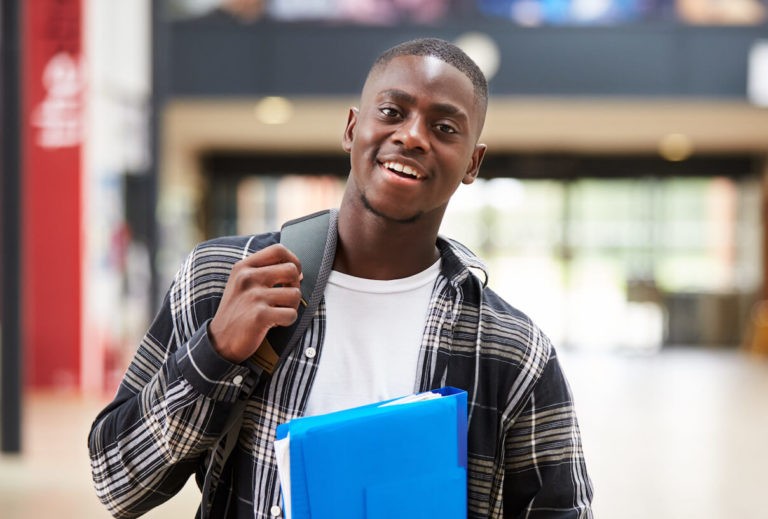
left=361, top=194, right=421, bottom=225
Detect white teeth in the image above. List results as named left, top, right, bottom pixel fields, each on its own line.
left=383, top=161, right=420, bottom=178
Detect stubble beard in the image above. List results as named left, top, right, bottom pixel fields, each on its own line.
left=360, top=191, right=422, bottom=225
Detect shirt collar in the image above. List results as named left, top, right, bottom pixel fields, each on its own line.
left=436, top=236, right=488, bottom=289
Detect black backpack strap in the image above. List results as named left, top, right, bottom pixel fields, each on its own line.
left=248, top=208, right=337, bottom=374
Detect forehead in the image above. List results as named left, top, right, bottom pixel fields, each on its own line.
left=363, top=55, right=480, bottom=115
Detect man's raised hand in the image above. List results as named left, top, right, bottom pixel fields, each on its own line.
left=208, top=244, right=303, bottom=363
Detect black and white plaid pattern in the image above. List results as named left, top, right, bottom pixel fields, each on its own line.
left=89, top=229, right=593, bottom=518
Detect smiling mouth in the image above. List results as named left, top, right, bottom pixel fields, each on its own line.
left=380, top=160, right=424, bottom=180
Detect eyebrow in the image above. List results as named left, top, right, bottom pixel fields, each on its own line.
left=378, top=88, right=468, bottom=120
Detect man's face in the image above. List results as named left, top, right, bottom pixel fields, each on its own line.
left=342, top=55, right=486, bottom=225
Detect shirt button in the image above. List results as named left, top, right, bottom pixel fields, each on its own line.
left=232, top=375, right=243, bottom=386
left=304, top=347, right=317, bottom=359
left=270, top=505, right=282, bottom=517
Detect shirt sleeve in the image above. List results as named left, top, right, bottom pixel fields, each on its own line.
left=87, top=244, right=259, bottom=518
left=502, top=350, right=594, bottom=518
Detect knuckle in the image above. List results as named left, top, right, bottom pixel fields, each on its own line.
left=252, top=300, right=272, bottom=320
left=282, top=309, right=299, bottom=325
left=285, top=262, right=300, bottom=277
left=232, top=268, right=251, bottom=289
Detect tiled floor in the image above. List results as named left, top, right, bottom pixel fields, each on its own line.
left=1, top=347, right=766, bottom=518
left=561, top=347, right=768, bottom=519
left=0, top=394, right=200, bottom=518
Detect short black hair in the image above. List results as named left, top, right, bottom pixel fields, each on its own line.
left=370, top=38, right=489, bottom=111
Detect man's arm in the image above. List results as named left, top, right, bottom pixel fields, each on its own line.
left=503, top=350, right=593, bottom=518
left=88, top=240, right=303, bottom=518
left=88, top=318, right=251, bottom=517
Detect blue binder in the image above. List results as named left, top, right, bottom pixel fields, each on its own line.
left=274, top=387, right=468, bottom=519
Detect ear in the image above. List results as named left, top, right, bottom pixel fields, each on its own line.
left=462, top=143, right=487, bottom=185
left=342, top=107, right=359, bottom=153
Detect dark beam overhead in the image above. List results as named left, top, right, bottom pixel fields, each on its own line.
left=167, top=19, right=768, bottom=98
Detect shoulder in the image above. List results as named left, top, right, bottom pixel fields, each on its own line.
left=476, top=286, right=555, bottom=420
left=440, top=237, right=553, bottom=386
left=167, top=232, right=280, bottom=336
left=480, top=285, right=553, bottom=367
left=187, top=232, right=280, bottom=268
left=438, top=238, right=552, bottom=377
left=172, top=231, right=280, bottom=292
left=192, top=232, right=280, bottom=261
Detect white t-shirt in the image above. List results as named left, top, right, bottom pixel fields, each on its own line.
left=303, top=259, right=441, bottom=416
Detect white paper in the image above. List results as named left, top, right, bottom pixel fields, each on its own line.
left=378, top=390, right=442, bottom=407
left=273, top=434, right=293, bottom=519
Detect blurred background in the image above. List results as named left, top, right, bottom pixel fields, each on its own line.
left=2, top=0, right=768, bottom=517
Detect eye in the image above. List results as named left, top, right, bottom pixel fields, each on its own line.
left=435, top=122, right=457, bottom=134
left=379, top=106, right=401, bottom=118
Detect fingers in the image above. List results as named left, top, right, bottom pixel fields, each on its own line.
left=242, top=244, right=301, bottom=272
left=231, top=262, right=302, bottom=293
left=258, top=304, right=302, bottom=329
left=236, top=244, right=303, bottom=289
left=208, top=243, right=306, bottom=363
left=259, top=286, right=303, bottom=311
left=209, top=284, right=302, bottom=363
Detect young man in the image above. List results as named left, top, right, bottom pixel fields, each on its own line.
left=89, top=38, right=593, bottom=518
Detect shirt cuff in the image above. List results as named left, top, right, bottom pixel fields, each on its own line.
left=175, top=319, right=256, bottom=402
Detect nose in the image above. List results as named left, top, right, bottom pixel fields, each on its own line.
left=393, top=115, right=430, bottom=152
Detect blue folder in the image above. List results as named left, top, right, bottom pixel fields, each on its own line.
left=274, top=387, right=468, bottom=519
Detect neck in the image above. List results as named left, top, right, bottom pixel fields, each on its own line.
left=333, top=197, right=442, bottom=280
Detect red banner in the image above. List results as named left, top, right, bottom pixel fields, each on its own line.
left=23, top=0, right=84, bottom=389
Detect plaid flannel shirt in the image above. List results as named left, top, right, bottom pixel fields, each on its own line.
left=89, top=228, right=593, bottom=518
